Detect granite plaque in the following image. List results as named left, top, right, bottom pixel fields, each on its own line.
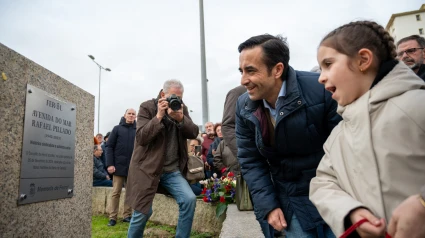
left=18, top=84, right=76, bottom=205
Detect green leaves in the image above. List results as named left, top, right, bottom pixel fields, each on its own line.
left=216, top=203, right=227, bottom=218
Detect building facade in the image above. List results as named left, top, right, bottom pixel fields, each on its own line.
left=386, top=4, right=425, bottom=43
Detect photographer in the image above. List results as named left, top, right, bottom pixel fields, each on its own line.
left=125, top=79, right=199, bottom=238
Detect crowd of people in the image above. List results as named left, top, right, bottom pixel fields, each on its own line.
left=90, top=20, right=425, bottom=238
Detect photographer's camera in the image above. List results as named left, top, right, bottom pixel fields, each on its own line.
left=166, top=94, right=182, bottom=111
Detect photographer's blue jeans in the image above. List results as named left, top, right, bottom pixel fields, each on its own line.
left=127, top=207, right=153, bottom=238
left=127, top=171, right=196, bottom=238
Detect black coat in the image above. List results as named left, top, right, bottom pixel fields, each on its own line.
left=417, top=64, right=425, bottom=81
left=93, top=156, right=108, bottom=182
left=100, top=142, right=107, bottom=170
left=106, top=117, right=136, bottom=177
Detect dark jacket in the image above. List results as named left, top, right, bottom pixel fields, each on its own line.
left=100, top=142, right=107, bottom=170
left=235, top=67, right=341, bottom=231
left=213, top=139, right=240, bottom=176
left=125, top=97, right=199, bottom=214
left=206, top=137, right=222, bottom=166
left=222, top=85, right=246, bottom=158
left=93, top=156, right=108, bottom=182
left=417, top=64, right=425, bottom=81
left=105, top=117, right=136, bottom=177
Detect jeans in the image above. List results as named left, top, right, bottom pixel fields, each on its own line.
left=127, top=208, right=153, bottom=238
left=127, top=171, right=196, bottom=238
left=285, top=214, right=335, bottom=238
left=93, top=179, right=112, bottom=187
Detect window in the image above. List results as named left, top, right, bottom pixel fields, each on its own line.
left=420, top=28, right=424, bottom=35
left=416, top=14, right=421, bottom=21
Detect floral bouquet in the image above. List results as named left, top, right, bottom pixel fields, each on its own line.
left=199, top=172, right=237, bottom=218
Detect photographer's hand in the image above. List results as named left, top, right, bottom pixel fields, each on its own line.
left=167, top=104, right=184, bottom=122
left=156, top=98, right=168, bottom=120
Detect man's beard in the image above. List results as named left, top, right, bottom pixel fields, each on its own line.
left=403, top=57, right=424, bottom=70
left=403, top=57, right=423, bottom=70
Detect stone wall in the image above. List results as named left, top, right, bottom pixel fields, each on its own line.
left=0, top=42, right=94, bottom=237
left=92, top=187, right=224, bottom=234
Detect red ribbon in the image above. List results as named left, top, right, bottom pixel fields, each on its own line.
left=340, top=218, right=391, bottom=238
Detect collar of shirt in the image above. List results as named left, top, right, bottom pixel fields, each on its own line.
left=263, top=80, right=286, bottom=118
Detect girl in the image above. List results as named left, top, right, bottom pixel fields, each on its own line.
left=309, top=21, right=425, bottom=237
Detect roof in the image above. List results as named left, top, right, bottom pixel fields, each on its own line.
left=386, top=4, right=425, bottom=30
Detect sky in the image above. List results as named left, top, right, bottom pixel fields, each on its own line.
left=0, top=0, right=422, bottom=135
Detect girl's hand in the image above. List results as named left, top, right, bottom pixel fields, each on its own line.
left=349, top=208, right=386, bottom=237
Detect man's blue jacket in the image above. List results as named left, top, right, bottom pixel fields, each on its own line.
left=236, top=66, right=341, bottom=231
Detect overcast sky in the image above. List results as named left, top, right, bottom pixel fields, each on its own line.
left=0, top=0, right=422, bottom=134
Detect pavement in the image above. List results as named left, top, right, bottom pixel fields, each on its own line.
left=220, top=204, right=265, bottom=238
left=220, top=204, right=286, bottom=238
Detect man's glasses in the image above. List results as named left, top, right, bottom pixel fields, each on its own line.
left=396, top=47, right=424, bottom=57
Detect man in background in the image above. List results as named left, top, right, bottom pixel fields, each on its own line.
left=106, top=109, right=137, bottom=226
left=396, top=35, right=425, bottom=80
left=93, top=145, right=112, bottom=187
left=201, top=121, right=215, bottom=178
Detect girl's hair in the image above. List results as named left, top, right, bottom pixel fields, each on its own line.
left=320, top=21, right=397, bottom=67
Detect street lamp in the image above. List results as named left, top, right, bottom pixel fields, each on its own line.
left=88, top=55, right=111, bottom=134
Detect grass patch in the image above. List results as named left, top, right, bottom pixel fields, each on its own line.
left=92, top=215, right=217, bottom=238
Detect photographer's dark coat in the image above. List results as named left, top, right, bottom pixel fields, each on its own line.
left=125, top=97, right=199, bottom=214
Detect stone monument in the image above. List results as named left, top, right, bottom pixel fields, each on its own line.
left=0, top=42, right=94, bottom=237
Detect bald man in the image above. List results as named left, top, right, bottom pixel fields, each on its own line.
left=106, top=108, right=137, bottom=226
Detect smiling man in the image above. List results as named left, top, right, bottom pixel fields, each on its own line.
left=396, top=35, right=425, bottom=80
left=235, top=34, right=341, bottom=238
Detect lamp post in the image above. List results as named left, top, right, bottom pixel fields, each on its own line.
left=88, top=55, right=111, bottom=134
left=199, top=0, right=209, bottom=124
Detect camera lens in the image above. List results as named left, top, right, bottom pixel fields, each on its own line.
left=169, top=100, right=181, bottom=111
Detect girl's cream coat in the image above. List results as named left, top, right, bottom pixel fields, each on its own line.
left=309, top=62, right=425, bottom=236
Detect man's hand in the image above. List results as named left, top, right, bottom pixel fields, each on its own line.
left=107, top=166, right=116, bottom=174
left=167, top=104, right=184, bottom=122
left=349, top=208, right=386, bottom=237
left=388, top=195, right=425, bottom=238
left=156, top=98, right=168, bottom=120
left=106, top=175, right=110, bottom=180
left=267, top=208, right=287, bottom=231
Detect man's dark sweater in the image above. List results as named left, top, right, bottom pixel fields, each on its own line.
left=163, top=115, right=181, bottom=173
